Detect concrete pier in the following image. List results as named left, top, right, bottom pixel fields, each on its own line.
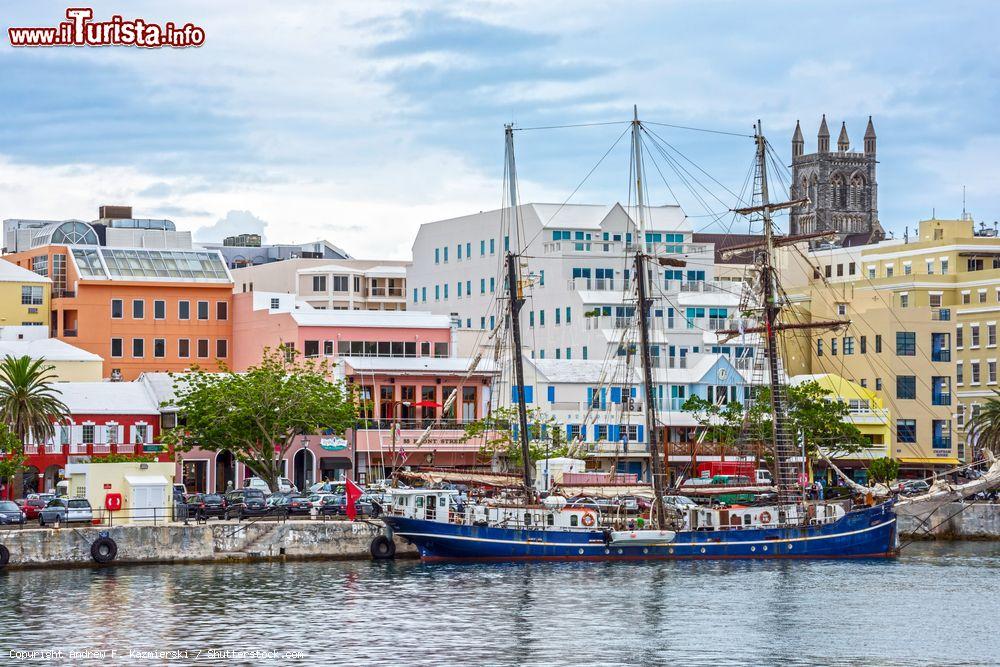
left=898, top=502, right=1000, bottom=539
left=0, top=519, right=416, bottom=570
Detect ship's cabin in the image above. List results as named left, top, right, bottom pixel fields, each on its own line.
left=387, top=489, right=458, bottom=523
left=687, top=503, right=846, bottom=530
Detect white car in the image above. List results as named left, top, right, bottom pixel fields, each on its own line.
left=275, top=477, right=296, bottom=493
left=245, top=476, right=296, bottom=494
left=663, top=495, right=698, bottom=511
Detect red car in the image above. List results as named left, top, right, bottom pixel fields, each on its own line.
left=17, top=497, right=46, bottom=521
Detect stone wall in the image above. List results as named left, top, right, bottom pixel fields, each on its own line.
left=898, top=502, right=1000, bottom=539
left=0, top=519, right=416, bottom=570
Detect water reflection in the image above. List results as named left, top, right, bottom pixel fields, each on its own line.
left=0, top=543, right=998, bottom=666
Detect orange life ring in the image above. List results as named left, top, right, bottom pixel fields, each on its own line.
left=581, top=513, right=596, bottom=527
left=758, top=511, right=772, bottom=524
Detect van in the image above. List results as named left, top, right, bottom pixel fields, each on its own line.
left=243, top=477, right=272, bottom=494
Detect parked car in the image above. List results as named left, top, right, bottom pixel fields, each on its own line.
left=243, top=477, right=272, bottom=494
left=310, top=481, right=345, bottom=494
left=187, top=493, right=227, bottom=519
left=284, top=494, right=313, bottom=516
left=0, top=500, right=26, bottom=525
left=308, top=493, right=340, bottom=510
left=223, top=489, right=269, bottom=520
left=899, top=480, right=931, bottom=496
left=16, top=497, right=46, bottom=521
left=320, top=493, right=376, bottom=518
left=38, top=498, right=94, bottom=526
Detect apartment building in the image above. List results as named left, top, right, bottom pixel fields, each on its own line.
left=231, top=258, right=408, bottom=311
left=0, top=258, right=51, bottom=328
left=408, top=203, right=759, bottom=371
left=782, top=217, right=1000, bottom=472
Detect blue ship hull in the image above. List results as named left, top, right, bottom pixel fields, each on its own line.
left=383, top=501, right=898, bottom=562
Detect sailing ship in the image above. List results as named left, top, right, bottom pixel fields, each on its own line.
left=382, top=111, right=901, bottom=561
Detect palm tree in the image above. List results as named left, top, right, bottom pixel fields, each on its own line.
left=0, top=355, right=69, bottom=498
left=966, top=390, right=1000, bottom=458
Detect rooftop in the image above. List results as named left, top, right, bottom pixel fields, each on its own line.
left=70, top=247, right=232, bottom=282
left=339, top=356, right=496, bottom=375
left=0, top=258, right=50, bottom=283
left=52, top=381, right=159, bottom=414
left=290, top=309, right=450, bottom=329
left=0, top=337, right=101, bottom=362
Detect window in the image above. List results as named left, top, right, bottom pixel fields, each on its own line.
left=957, top=327, right=964, bottom=348
left=885, top=265, right=894, bottom=278
left=875, top=378, right=883, bottom=391
left=490, top=277, right=495, bottom=293
left=480, top=240, right=485, bottom=256
left=457, top=244, right=462, bottom=260
left=566, top=307, right=571, bottom=324
left=971, top=361, right=981, bottom=384
left=896, top=332, right=915, bottom=356
left=968, top=258, right=984, bottom=272
left=107, top=425, right=118, bottom=445
left=990, top=361, right=997, bottom=384
left=110, top=338, right=123, bottom=358
left=132, top=299, right=144, bottom=319
left=555, top=309, right=561, bottom=325
left=957, top=362, right=964, bottom=384
left=896, top=375, right=916, bottom=400
left=867, top=266, right=876, bottom=279
left=217, top=301, right=228, bottom=320
left=111, top=299, right=123, bottom=319
left=836, top=303, right=847, bottom=316
left=830, top=338, right=838, bottom=356
left=434, top=248, right=439, bottom=264
left=132, top=338, right=144, bottom=358
left=178, top=339, right=190, bottom=358
left=433, top=342, right=449, bottom=358
left=929, top=293, right=942, bottom=308
left=971, top=325, right=981, bottom=348
left=20, top=286, right=43, bottom=305
left=843, top=336, right=855, bottom=355
left=82, top=425, right=95, bottom=444
left=197, top=339, right=209, bottom=358
left=932, top=419, right=951, bottom=449
left=932, top=376, right=951, bottom=405
left=135, top=425, right=148, bottom=443
left=848, top=262, right=856, bottom=275
left=216, top=339, right=228, bottom=358
left=489, top=239, right=495, bottom=255
left=903, top=262, right=912, bottom=276
left=899, top=293, right=909, bottom=308
left=990, top=324, right=997, bottom=347
left=582, top=346, right=588, bottom=360
left=197, top=301, right=209, bottom=320
left=875, top=335, right=882, bottom=353
left=926, top=260, right=934, bottom=275
left=941, top=259, right=949, bottom=274
left=421, top=287, right=426, bottom=302
left=179, top=300, right=190, bottom=319
left=539, top=310, right=545, bottom=326
left=824, top=265, right=832, bottom=278
left=980, top=290, right=988, bottom=304
left=443, top=284, right=448, bottom=299
left=837, top=264, right=844, bottom=277
left=860, top=335, right=867, bottom=354
left=153, top=338, right=166, bottom=358
left=443, top=247, right=448, bottom=263
left=312, top=275, right=327, bottom=292
left=154, top=300, right=166, bottom=319
left=304, top=340, right=320, bottom=357
left=931, top=332, right=951, bottom=362
left=897, top=419, right=917, bottom=443
left=816, top=339, right=824, bottom=356
left=332, top=276, right=349, bottom=292
left=323, top=341, right=334, bottom=356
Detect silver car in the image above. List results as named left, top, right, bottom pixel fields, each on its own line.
left=38, top=498, right=94, bottom=526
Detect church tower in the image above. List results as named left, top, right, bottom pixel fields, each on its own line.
left=789, top=116, right=882, bottom=243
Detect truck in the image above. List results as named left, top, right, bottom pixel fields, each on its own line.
left=695, top=462, right=772, bottom=485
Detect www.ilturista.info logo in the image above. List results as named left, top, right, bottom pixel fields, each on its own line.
left=8, top=8, right=205, bottom=48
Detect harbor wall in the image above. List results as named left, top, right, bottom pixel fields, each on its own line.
left=897, top=502, right=1000, bottom=539
left=0, top=519, right=417, bottom=570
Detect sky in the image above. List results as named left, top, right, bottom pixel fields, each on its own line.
left=1, top=1, right=998, bottom=259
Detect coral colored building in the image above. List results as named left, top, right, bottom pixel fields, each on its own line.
left=5, top=244, right=234, bottom=380
left=13, top=381, right=168, bottom=496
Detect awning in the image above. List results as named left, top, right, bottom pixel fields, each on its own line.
left=399, top=469, right=520, bottom=487
left=124, top=475, right=170, bottom=486
left=898, top=457, right=960, bottom=466
left=319, top=457, right=352, bottom=470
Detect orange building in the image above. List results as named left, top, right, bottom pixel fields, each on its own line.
left=5, top=245, right=233, bottom=380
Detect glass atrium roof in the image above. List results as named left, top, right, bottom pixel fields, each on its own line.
left=70, top=247, right=231, bottom=282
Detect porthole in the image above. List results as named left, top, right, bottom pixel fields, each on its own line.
left=578, top=548, right=585, bottom=555
left=668, top=547, right=674, bottom=554
left=605, top=549, right=610, bottom=555
left=643, top=548, right=649, bottom=554
left=700, top=547, right=706, bottom=554
left=617, top=548, right=623, bottom=555
left=750, top=546, right=756, bottom=552
left=788, top=543, right=793, bottom=550
left=762, top=545, right=768, bottom=552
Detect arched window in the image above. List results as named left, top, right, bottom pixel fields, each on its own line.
left=850, top=173, right=866, bottom=209
left=831, top=174, right=847, bottom=208
left=808, top=174, right=819, bottom=210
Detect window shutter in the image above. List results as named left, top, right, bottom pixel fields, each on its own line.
left=610, top=387, right=622, bottom=403
left=578, top=425, right=587, bottom=440
left=95, top=426, right=105, bottom=444
left=129, top=426, right=137, bottom=444
left=118, top=425, right=125, bottom=444
left=638, top=426, right=644, bottom=443
left=72, top=426, right=83, bottom=443
left=587, top=387, right=594, bottom=406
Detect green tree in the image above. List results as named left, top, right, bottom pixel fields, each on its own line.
left=160, top=349, right=356, bottom=492
left=0, top=355, right=69, bottom=498
left=463, top=405, right=569, bottom=469
left=0, top=423, right=25, bottom=498
left=867, top=456, right=900, bottom=485
left=966, top=389, right=1000, bottom=456
left=680, top=395, right=753, bottom=453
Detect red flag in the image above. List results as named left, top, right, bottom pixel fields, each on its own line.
left=345, top=479, right=364, bottom=521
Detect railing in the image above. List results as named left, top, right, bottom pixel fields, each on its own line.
left=369, top=287, right=405, bottom=297
left=356, top=419, right=474, bottom=431
left=667, top=357, right=688, bottom=369
left=62, top=329, right=78, bottom=337
left=932, top=350, right=952, bottom=362
left=23, top=444, right=38, bottom=455
left=678, top=280, right=733, bottom=294
left=932, top=438, right=953, bottom=450
left=52, top=290, right=76, bottom=298
left=586, top=441, right=651, bottom=455
left=566, top=278, right=616, bottom=291
left=931, top=308, right=951, bottom=321
left=69, top=443, right=87, bottom=455
left=932, top=393, right=952, bottom=406
left=656, top=398, right=687, bottom=412
left=117, top=443, right=135, bottom=454
left=45, top=443, right=63, bottom=455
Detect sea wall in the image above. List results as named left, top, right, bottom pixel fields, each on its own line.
left=0, top=519, right=416, bottom=570
left=897, top=502, right=1000, bottom=539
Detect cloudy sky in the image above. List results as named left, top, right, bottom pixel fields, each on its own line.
left=1, top=1, right=998, bottom=258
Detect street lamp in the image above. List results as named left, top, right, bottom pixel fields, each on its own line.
left=300, top=435, right=310, bottom=490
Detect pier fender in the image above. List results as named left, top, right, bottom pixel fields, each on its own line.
left=370, top=535, right=396, bottom=560
left=90, top=535, right=118, bottom=564
left=0, top=544, right=8, bottom=568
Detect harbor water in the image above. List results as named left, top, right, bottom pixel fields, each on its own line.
left=2, top=542, right=998, bottom=666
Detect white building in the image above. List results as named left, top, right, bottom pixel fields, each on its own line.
left=231, top=259, right=408, bottom=311
left=407, top=202, right=759, bottom=372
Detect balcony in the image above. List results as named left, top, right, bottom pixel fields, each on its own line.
left=932, top=437, right=953, bottom=450
left=45, top=443, right=63, bottom=455
left=667, top=357, right=688, bottom=369
left=117, top=443, right=135, bottom=454
left=586, top=441, right=651, bottom=456
left=567, top=278, right=616, bottom=291
left=356, top=419, right=474, bottom=431
left=92, top=444, right=111, bottom=454
left=24, top=444, right=38, bottom=455
left=368, top=287, right=405, bottom=298
left=931, top=308, right=951, bottom=321
left=69, top=444, right=88, bottom=455
left=845, top=406, right=890, bottom=424
left=931, top=350, right=951, bottom=362
left=932, top=393, right=952, bottom=407
left=678, top=280, right=733, bottom=294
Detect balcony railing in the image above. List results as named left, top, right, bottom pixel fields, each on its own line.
left=92, top=444, right=111, bottom=454
left=369, top=287, right=405, bottom=298
left=356, top=419, right=475, bottom=431
left=46, top=444, right=63, bottom=455
left=667, top=357, right=688, bottom=369
left=932, top=350, right=951, bottom=362
left=24, top=444, right=38, bottom=455
left=117, top=443, right=135, bottom=454
left=69, top=444, right=88, bottom=455
left=586, top=441, right=651, bottom=455
left=567, top=278, right=616, bottom=291
left=932, top=437, right=953, bottom=450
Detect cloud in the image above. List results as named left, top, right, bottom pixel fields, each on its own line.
left=194, top=210, right=269, bottom=243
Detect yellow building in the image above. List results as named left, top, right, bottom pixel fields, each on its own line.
left=63, top=461, right=175, bottom=525
left=0, top=327, right=103, bottom=381
left=0, top=257, right=50, bottom=327
left=790, top=373, right=891, bottom=483
left=780, top=217, right=999, bottom=474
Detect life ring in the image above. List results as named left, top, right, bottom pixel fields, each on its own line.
left=90, top=537, right=118, bottom=564
left=370, top=535, right=396, bottom=560
left=758, top=511, right=772, bottom=524
left=0, top=544, right=9, bottom=568
left=581, top=514, right=596, bottom=527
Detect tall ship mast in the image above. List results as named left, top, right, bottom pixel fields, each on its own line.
left=381, top=114, right=902, bottom=562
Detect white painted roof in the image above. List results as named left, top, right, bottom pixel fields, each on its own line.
left=339, top=356, right=496, bottom=374
left=0, top=337, right=101, bottom=362
left=290, top=309, right=450, bottom=329
left=525, top=203, right=687, bottom=232
left=0, top=258, right=50, bottom=283
left=528, top=359, right=617, bottom=384
left=52, top=381, right=160, bottom=414
left=676, top=292, right=741, bottom=307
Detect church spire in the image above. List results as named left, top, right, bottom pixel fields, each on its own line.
left=864, top=116, right=876, bottom=155
left=837, top=121, right=850, bottom=151
left=792, top=120, right=804, bottom=158
left=817, top=114, right=830, bottom=153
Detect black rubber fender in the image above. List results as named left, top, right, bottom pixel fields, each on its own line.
left=370, top=535, right=396, bottom=560
left=90, top=536, right=118, bottom=564
left=0, top=544, right=9, bottom=567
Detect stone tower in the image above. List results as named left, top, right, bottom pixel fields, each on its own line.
left=789, top=115, right=882, bottom=243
